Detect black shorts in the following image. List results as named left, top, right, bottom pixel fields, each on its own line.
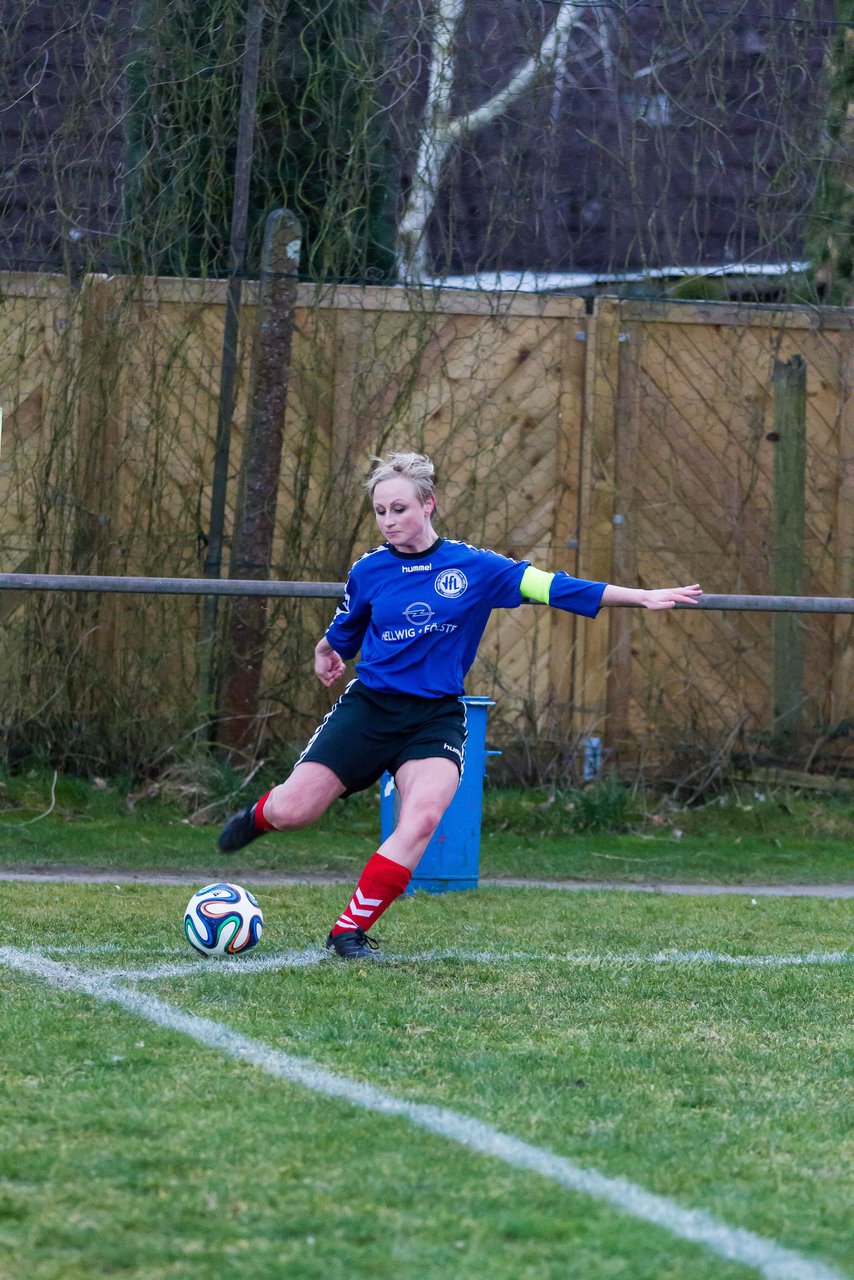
left=297, top=681, right=466, bottom=796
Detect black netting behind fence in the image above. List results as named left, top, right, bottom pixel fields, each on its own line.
left=2, top=0, right=849, bottom=298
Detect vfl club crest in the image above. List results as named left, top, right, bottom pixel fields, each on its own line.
left=434, top=569, right=468, bottom=598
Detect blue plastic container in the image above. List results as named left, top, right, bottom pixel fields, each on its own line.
left=379, top=695, right=496, bottom=893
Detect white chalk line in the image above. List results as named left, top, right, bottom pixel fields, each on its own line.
left=38, top=942, right=186, bottom=957
left=0, top=944, right=845, bottom=1280
left=407, top=947, right=854, bottom=969
left=59, top=945, right=854, bottom=983
left=97, top=948, right=328, bottom=981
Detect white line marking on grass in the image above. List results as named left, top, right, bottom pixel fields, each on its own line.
left=104, top=948, right=327, bottom=981
left=0, top=945, right=844, bottom=1280
left=409, top=948, right=854, bottom=969
left=44, top=943, right=186, bottom=957
left=644, top=949, right=853, bottom=968
left=95, top=947, right=854, bottom=982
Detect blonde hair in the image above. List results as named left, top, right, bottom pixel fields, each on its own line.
left=366, top=451, right=436, bottom=503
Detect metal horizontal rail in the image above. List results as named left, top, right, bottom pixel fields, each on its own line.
left=0, top=573, right=345, bottom=598
left=678, top=593, right=854, bottom=613
left=0, top=573, right=852, bottom=612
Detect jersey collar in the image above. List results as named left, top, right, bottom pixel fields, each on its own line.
left=385, top=536, right=444, bottom=561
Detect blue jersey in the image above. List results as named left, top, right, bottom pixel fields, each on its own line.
left=325, top=537, right=605, bottom=697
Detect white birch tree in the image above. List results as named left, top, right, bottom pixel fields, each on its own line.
left=396, top=0, right=589, bottom=282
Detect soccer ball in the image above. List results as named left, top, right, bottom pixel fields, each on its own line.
left=183, top=882, right=263, bottom=957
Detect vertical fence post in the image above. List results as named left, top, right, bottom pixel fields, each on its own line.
left=219, top=210, right=302, bottom=756
left=771, top=353, right=807, bottom=739
left=575, top=298, right=621, bottom=751
left=607, top=322, right=640, bottom=754
left=548, top=308, right=587, bottom=739
left=833, top=343, right=854, bottom=724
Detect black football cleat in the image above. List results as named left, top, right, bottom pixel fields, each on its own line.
left=217, top=804, right=267, bottom=853
left=325, top=928, right=382, bottom=961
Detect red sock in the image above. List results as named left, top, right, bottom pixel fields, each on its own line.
left=253, top=791, right=276, bottom=832
left=331, top=852, right=412, bottom=936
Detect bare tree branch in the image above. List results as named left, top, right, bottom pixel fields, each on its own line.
left=397, top=0, right=588, bottom=280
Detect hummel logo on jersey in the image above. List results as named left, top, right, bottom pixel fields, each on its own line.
left=402, top=563, right=432, bottom=572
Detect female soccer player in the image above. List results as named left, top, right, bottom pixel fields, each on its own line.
left=218, top=450, right=701, bottom=960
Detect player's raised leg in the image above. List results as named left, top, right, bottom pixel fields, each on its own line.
left=325, top=756, right=459, bottom=960
left=217, top=762, right=346, bottom=852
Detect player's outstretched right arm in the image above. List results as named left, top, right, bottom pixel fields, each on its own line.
left=600, top=583, right=702, bottom=610
left=518, top=565, right=701, bottom=617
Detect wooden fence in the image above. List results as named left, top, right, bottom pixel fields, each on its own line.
left=0, top=271, right=851, bottom=772
left=578, top=297, right=854, bottom=764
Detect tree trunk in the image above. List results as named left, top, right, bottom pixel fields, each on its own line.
left=219, top=209, right=302, bottom=758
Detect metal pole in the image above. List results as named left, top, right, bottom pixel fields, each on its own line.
left=676, top=594, right=854, bottom=613
left=0, top=574, right=344, bottom=599
left=0, top=577, right=852, bottom=612
left=200, top=0, right=265, bottom=699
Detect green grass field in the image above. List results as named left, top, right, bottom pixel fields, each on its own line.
left=1, top=878, right=852, bottom=1280
left=2, top=772, right=853, bottom=884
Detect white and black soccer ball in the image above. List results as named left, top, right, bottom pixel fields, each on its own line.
left=183, top=882, right=263, bottom=957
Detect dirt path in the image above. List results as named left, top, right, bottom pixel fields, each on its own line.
left=1, top=867, right=852, bottom=897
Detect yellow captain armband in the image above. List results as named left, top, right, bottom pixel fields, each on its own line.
left=520, top=565, right=555, bottom=604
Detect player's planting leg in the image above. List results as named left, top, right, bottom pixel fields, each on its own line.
left=325, top=757, right=459, bottom=961
left=325, top=852, right=412, bottom=960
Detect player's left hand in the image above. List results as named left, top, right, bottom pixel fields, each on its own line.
left=644, top=583, right=702, bottom=610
